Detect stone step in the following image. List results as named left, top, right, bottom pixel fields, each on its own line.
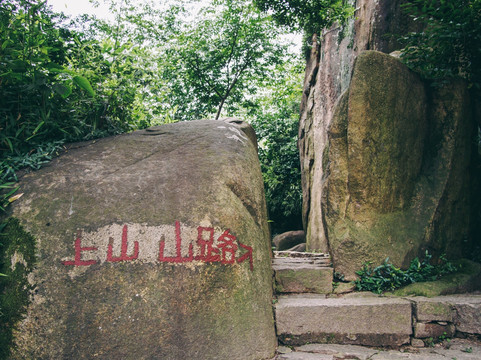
left=274, top=251, right=331, bottom=260
left=276, top=339, right=481, bottom=360
left=275, top=294, right=413, bottom=347
left=273, top=252, right=333, bottom=294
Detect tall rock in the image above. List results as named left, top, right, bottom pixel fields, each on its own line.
left=299, top=0, right=477, bottom=278
left=299, top=0, right=412, bottom=253
left=2, top=119, right=277, bottom=359
left=324, top=51, right=474, bottom=279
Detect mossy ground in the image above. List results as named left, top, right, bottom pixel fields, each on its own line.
left=390, top=259, right=481, bottom=297
left=0, top=218, right=36, bottom=360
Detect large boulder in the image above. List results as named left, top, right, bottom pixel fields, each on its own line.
left=273, top=230, right=305, bottom=251
left=323, top=51, right=474, bottom=279
left=299, top=0, right=414, bottom=253
left=2, top=119, right=277, bottom=359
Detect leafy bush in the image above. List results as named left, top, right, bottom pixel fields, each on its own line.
left=401, top=0, right=481, bottom=88
left=354, top=252, right=458, bottom=294
left=254, top=0, right=354, bottom=35
left=245, top=60, right=304, bottom=234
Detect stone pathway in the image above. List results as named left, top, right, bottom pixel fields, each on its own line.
left=275, top=338, right=481, bottom=359
left=272, top=252, right=481, bottom=359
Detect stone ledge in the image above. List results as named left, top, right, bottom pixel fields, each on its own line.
left=275, top=293, right=481, bottom=348
left=273, top=258, right=333, bottom=294
left=276, top=338, right=481, bottom=360
left=409, top=295, right=481, bottom=337
left=276, top=294, right=412, bottom=347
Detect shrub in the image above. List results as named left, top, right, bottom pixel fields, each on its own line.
left=354, top=251, right=458, bottom=294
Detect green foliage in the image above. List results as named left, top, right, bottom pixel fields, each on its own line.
left=400, top=0, right=481, bottom=88
left=0, top=218, right=37, bottom=359
left=254, top=0, right=354, bottom=35
left=0, top=0, right=181, bottom=163
left=354, top=251, right=459, bottom=294
left=0, top=0, right=104, bottom=157
left=0, top=180, right=18, bottom=213
left=166, top=0, right=287, bottom=121
left=0, top=0, right=184, bottom=213
left=245, top=59, right=304, bottom=233
left=1, top=141, right=64, bottom=182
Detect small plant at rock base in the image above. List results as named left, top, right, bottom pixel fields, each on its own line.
left=439, top=332, right=449, bottom=342
left=333, top=271, right=345, bottom=282
left=354, top=251, right=458, bottom=294
left=462, top=347, right=473, bottom=353
left=425, top=337, right=435, bottom=348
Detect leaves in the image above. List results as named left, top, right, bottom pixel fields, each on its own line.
left=8, top=193, right=23, bottom=203
left=400, top=0, right=481, bottom=87
left=52, top=83, right=72, bottom=99
left=354, top=251, right=459, bottom=294
left=72, top=76, right=95, bottom=97
left=254, top=0, right=354, bottom=35
left=246, top=59, right=304, bottom=233
left=168, top=0, right=289, bottom=120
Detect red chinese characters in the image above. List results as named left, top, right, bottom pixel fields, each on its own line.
left=194, top=226, right=220, bottom=262
left=107, top=225, right=139, bottom=262
left=63, top=222, right=254, bottom=271
left=158, top=221, right=194, bottom=263
left=62, top=230, right=98, bottom=266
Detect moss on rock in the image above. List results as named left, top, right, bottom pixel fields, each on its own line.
left=0, top=218, right=36, bottom=359
left=324, top=51, right=476, bottom=280
left=391, top=260, right=481, bottom=297
left=6, top=119, right=276, bottom=359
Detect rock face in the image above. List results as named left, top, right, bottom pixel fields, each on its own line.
left=4, top=119, right=277, bottom=359
left=272, top=254, right=333, bottom=294
left=324, top=51, right=474, bottom=279
left=323, top=51, right=474, bottom=279
left=299, top=0, right=477, bottom=279
left=273, top=230, right=306, bottom=251
left=299, top=0, right=413, bottom=254
left=411, top=295, right=481, bottom=337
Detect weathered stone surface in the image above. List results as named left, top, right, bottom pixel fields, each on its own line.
left=451, top=296, right=481, bottom=335
left=277, top=346, right=293, bottom=354
left=287, top=243, right=306, bottom=252
left=294, top=344, right=378, bottom=360
left=274, top=251, right=331, bottom=262
left=323, top=51, right=475, bottom=280
left=370, top=350, right=476, bottom=360
left=273, top=257, right=333, bottom=294
left=411, top=338, right=425, bottom=348
left=324, top=51, right=430, bottom=279
left=414, top=322, right=455, bottom=339
left=412, top=297, right=455, bottom=322
left=277, top=353, right=333, bottom=360
left=273, top=231, right=306, bottom=251
left=411, top=295, right=481, bottom=335
left=299, top=0, right=414, bottom=254
left=278, top=339, right=481, bottom=360
left=275, top=294, right=412, bottom=347
left=299, top=0, right=477, bottom=281
left=333, top=282, right=356, bottom=295
left=5, top=119, right=276, bottom=359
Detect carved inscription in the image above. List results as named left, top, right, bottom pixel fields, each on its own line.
left=62, top=221, right=254, bottom=271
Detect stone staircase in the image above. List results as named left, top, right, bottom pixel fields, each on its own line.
left=272, top=251, right=481, bottom=351
left=272, top=251, right=333, bottom=294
